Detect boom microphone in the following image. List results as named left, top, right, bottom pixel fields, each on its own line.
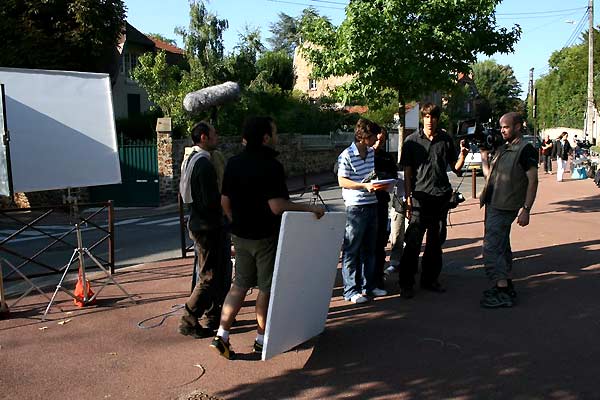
left=183, top=81, right=241, bottom=113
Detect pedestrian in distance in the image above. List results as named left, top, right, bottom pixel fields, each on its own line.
left=556, top=131, right=572, bottom=182
left=397, top=103, right=469, bottom=299
left=479, top=112, right=539, bottom=308
left=178, top=121, right=227, bottom=338
left=541, top=134, right=553, bottom=174
left=210, top=116, right=324, bottom=360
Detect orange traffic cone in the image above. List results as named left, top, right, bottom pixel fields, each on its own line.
left=73, top=268, right=95, bottom=307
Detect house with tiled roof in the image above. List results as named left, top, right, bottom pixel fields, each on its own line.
left=112, top=22, right=185, bottom=119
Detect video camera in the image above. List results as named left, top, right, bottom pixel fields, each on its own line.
left=456, top=118, right=504, bottom=151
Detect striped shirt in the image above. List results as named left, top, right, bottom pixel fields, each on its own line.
left=337, top=142, right=377, bottom=206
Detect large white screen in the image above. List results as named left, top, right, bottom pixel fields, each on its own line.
left=263, top=211, right=346, bottom=361
left=0, top=67, right=121, bottom=193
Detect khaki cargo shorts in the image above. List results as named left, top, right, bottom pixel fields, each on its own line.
left=232, top=234, right=277, bottom=292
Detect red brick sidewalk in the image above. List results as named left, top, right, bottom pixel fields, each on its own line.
left=1, top=172, right=599, bottom=399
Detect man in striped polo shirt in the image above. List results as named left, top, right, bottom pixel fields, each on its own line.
left=337, top=118, right=388, bottom=304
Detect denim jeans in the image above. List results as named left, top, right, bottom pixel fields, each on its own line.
left=483, top=206, right=518, bottom=284
left=342, top=204, right=378, bottom=299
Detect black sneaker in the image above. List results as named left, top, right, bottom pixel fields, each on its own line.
left=480, top=287, right=514, bottom=308
left=210, top=336, right=235, bottom=360
left=253, top=340, right=263, bottom=353
left=178, top=322, right=213, bottom=339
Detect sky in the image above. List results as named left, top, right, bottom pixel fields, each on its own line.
left=124, top=0, right=597, bottom=97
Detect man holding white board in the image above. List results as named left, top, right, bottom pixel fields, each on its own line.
left=210, top=116, right=324, bottom=359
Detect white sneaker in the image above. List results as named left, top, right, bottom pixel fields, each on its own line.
left=349, top=294, right=368, bottom=304
left=370, top=288, right=388, bottom=297
left=384, top=265, right=398, bottom=276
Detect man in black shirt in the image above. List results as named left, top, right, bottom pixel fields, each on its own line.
left=373, top=125, right=397, bottom=289
left=178, top=121, right=225, bottom=339
left=210, top=116, right=324, bottom=359
left=399, top=103, right=468, bottom=298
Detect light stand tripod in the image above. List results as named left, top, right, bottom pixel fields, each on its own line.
left=306, top=184, right=329, bottom=211
left=42, top=223, right=136, bottom=320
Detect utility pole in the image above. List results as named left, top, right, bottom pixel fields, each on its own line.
left=585, top=0, right=595, bottom=142
left=528, top=68, right=534, bottom=101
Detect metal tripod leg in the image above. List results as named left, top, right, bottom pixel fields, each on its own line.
left=42, top=248, right=79, bottom=321
left=0, top=257, right=54, bottom=308
left=84, top=249, right=136, bottom=304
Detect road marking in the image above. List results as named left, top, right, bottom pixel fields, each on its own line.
left=159, top=220, right=182, bottom=226
left=138, top=216, right=180, bottom=226
left=114, top=218, right=144, bottom=226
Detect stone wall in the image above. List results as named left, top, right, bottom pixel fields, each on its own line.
left=159, top=132, right=347, bottom=205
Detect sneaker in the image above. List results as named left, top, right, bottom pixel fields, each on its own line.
left=210, top=336, right=235, bottom=359
left=178, top=319, right=212, bottom=339
left=483, top=282, right=517, bottom=299
left=349, top=293, right=368, bottom=304
left=253, top=340, right=263, bottom=353
left=384, top=265, right=398, bottom=276
left=480, top=287, right=514, bottom=308
left=370, top=288, right=388, bottom=297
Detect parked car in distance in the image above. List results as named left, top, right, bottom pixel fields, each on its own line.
left=522, top=134, right=542, bottom=149
left=462, top=143, right=483, bottom=174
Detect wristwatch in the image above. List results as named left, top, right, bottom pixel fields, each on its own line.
left=523, top=205, right=531, bottom=212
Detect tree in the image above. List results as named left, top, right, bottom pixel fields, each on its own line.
left=0, top=0, right=126, bottom=73
left=268, top=8, right=328, bottom=56
left=268, top=12, right=299, bottom=55
left=471, top=60, right=522, bottom=123
left=301, top=0, right=521, bottom=153
left=534, top=28, right=600, bottom=130
left=175, top=0, right=228, bottom=85
left=223, top=26, right=265, bottom=86
left=146, top=33, right=177, bottom=46
left=256, top=50, right=294, bottom=91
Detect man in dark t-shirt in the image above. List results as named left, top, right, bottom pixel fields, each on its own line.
left=398, top=103, right=468, bottom=299
left=209, top=117, right=324, bottom=360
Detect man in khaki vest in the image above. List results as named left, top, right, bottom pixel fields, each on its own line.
left=479, top=112, right=538, bottom=308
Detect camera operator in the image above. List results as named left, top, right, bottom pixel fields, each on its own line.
left=479, top=112, right=538, bottom=308
left=398, top=103, right=468, bottom=299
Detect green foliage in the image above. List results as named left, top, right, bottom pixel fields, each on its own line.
left=0, top=0, right=126, bottom=72
left=132, top=1, right=353, bottom=138
left=267, top=8, right=326, bottom=55
left=146, top=33, right=177, bottom=46
left=535, top=28, right=600, bottom=130
left=256, top=51, right=294, bottom=91
left=175, top=0, right=228, bottom=85
left=363, top=102, right=398, bottom=126
left=471, top=60, right=522, bottom=122
left=268, top=12, right=299, bottom=55
left=301, top=0, right=521, bottom=106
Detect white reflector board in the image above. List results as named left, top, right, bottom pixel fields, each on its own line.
left=262, top=211, right=345, bottom=361
left=0, top=67, right=121, bottom=193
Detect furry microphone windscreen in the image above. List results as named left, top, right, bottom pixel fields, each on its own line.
left=183, top=81, right=241, bottom=113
